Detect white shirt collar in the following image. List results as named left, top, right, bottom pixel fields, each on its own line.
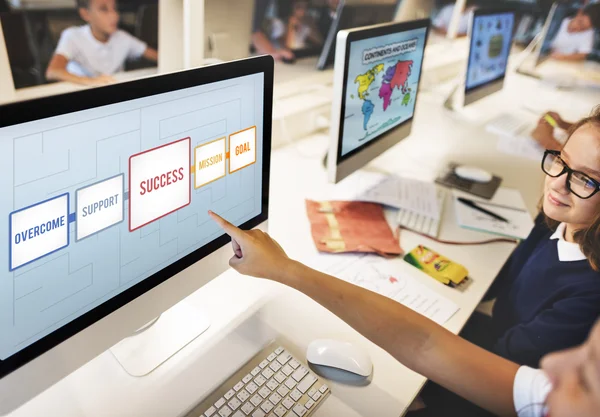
left=549, top=223, right=587, bottom=262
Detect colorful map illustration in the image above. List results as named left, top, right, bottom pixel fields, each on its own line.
left=341, top=27, right=427, bottom=157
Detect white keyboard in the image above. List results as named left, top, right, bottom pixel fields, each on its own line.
left=185, top=342, right=330, bottom=417
left=396, top=189, right=446, bottom=238
left=485, top=113, right=532, bottom=137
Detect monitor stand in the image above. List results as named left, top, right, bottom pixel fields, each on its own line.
left=109, top=300, right=210, bottom=376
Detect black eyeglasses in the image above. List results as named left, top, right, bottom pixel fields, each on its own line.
left=541, top=150, right=600, bottom=199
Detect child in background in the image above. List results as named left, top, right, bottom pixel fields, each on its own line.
left=46, top=0, right=158, bottom=86
left=285, top=0, right=323, bottom=51
left=551, top=4, right=600, bottom=61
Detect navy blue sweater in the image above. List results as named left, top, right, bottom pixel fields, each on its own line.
left=486, top=215, right=600, bottom=368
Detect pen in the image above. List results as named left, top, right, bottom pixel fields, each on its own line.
left=457, top=197, right=509, bottom=223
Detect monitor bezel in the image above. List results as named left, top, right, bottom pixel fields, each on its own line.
left=335, top=18, right=430, bottom=165
left=464, top=8, right=516, bottom=100
left=0, top=55, right=274, bottom=379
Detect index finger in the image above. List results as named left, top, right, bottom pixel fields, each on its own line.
left=208, top=211, right=246, bottom=241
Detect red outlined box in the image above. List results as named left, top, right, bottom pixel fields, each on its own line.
left=229, top=126, right=257, bottom=174
left=194, top=137, right=226, bottom=189
left=129, top=137, right=191, bottom=232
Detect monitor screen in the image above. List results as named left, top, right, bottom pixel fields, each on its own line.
left=0, top=67, right=267, bottom=368
left=465, top=11, right=515, bottom=93
left=339, top=25, right=427, bottom=158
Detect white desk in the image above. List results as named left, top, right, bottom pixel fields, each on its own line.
left=6, top=66, right=598, bottom=417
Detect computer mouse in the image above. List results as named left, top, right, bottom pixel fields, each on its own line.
left=454, top=165, right=493, bottom=183
left=281, top=56, right=297, bottom=65
left=306, top=339, right=373, bottom=377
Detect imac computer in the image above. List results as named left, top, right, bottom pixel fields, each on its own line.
left=516, top=3, right=562, bottom=78
left=462, top=8, right=515, bottom=106
left=317, top=0, right=401, bottom=70
left=327, top=19, right=430, bottom=183
left=0, top=55, right=273, bottom=413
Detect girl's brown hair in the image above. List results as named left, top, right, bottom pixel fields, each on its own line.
left=544, top=106, right=600, bottom=271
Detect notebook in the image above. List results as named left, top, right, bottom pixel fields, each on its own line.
left=453, top=188, right=534, bottom=240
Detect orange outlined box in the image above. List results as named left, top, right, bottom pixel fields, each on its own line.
left=193, top=137, right=227, bottom=189
left=229, top=126, right=257, bottom=174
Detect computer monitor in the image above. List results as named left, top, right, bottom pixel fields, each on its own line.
left=463, top=8, right=515, bottom=106
left=534, top=3, right=568, bottom=68
left=327, top=19, right=430, bottom=183
left=0, top=55, right=273, bottom=413
left=317, top=0, right=401, bottom=70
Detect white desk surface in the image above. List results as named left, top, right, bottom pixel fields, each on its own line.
left=6, top=65, right=599, bottom=417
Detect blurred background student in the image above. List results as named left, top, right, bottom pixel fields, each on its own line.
left=46, top=0, right=157, bottom=86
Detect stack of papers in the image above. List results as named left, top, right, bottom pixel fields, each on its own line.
left=312, top=253, right=459, bottom=325
left=453, top=188, right=534, bottom=240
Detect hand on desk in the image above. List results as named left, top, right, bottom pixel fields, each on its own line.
left=208, top=211, right=290, bottom=280
left=82, top=75, right=117, bottom=86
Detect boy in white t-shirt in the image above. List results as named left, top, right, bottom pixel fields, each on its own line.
left=551, top=5, right=600, bottom=61
left=46, top=0, right=158, bottom=86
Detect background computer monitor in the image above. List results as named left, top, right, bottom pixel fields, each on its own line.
left=317, top=0, right=401, bottom=70
left=0, top=56, right=273, bottom=413
left=535, top=2, right=571, bottom=68
left=463, top=8, right=515, bottom=106
left=327, top=19, right=430, bottom=183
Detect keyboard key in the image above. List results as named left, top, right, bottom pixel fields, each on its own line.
left=251, top=367, right=261, bottom=376
left=219, top=406, right=233, bottom=417
left=288, top=360, right=300, bottom=370
left=274, top=371, right=286, bottom=384
left=225, top=389, right=236, bottom=400
left=296, top=374, right=317, bottom=394
left=258, top=387, right=271, bottom=399
left=266, top=379, right=279, bottom=391
left=289, top=389, right=302, bottom=402
left=291, top=367, right=308, bottom=382
left=286, top=412, right=300, bottom=417
left=228, top=398, right=242, bottom=411
left=247, top=382, right=259, bottom=394
left=319, top=385, right=328, bottom=394
left=251, top=411, right=265, bottom=417
left=304, top=400, right=315, bottom=409
left=268, top=392, right=282, bottom=405
left=269, top=361, right=282, bottom=372
left=215, top=398, right=226, bottom=409
left=267, top=353, right=278, bottom=362
left=259, top=360, right=269, bottom=369
left=275, top=347, right=284, bottom=355
left=234, top=382, right=245, bottom=392
left=307, top=388, right=317, bottom=398
left=281, top=364, right=294, bottom=376
left=261, top=368, right=274, bottom=380
left=204, top=406, right=217, bottom=416
left=242, top=374, right=253, bottom=384
left=254, top=375, right=267, bottom=386
left=241, top=402, right=254, bottom=415
left=282, top=397, right=295, bottom=410
left=260, top=400, right=274, bottom=413
left=311, top=392, right=322, bottom=402
left=232, top=412, right=244, bottom=417
left=237, top=389, right=250, bottom=403
left=276, top=352, right=292, bottom=365
left=292, top=404, right=307, bottom=416
left=284, top=377, right=296, bottom=390
left=277, top=386, right=290, bottom=398
left=274, top=405, right=287, bottom=417
left=250, top=394, right=262, bottom=407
